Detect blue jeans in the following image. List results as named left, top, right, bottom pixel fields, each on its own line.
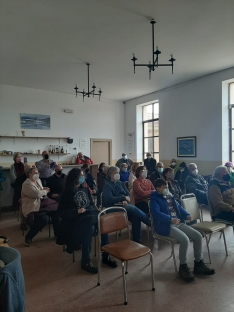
left=125, top=204, right=151, bottom=243
left=81, top=225, right=108, bottom=264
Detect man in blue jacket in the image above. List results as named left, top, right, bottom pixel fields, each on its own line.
left=150, top=178, right=215, bottom=282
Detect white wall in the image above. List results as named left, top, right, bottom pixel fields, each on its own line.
left=124, top=67, right=234, bottom=175
left=0, top=84, right=125, bottom=165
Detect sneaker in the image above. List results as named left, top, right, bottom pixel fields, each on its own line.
left=24, top=238, right=32, bottom=247
left=179, top=264, right=195, bottom=282
left=194, top=260, right=215, bottom=275
left=102, top=255, right=118, bottom=268
left=81, top=262, right=98, bottom=274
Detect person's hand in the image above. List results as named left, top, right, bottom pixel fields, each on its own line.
left=51, top=194, right=58, bottom=198
left=125, top=196, right=130, bottom=202
left=187, top=215, right=193, bottom=221
left=43, top=187, right=50, bottom=193
left=78, top=208, right=86, bottom=214
left=122, top=201, right=128, bottom=206
left=91, top=190, right=96, bottom=194
left=171, top=218, right=180, bottom=225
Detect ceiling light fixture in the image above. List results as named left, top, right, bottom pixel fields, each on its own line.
left=74, top=63, right=102, bottom=101
left=131, top=19, right=176, bottom=79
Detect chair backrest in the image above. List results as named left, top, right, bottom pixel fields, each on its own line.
left=180, top=194, right=201, bottom=221
left=98, top=207, right=128, bottom=234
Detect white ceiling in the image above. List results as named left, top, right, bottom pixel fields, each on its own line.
left=0, top=0, right=234, bottom=101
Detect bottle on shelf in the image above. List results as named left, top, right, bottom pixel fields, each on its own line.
left=58, top=146, right=61, bottom=153
left=56, top=146, right=59, bottom=153
left=61, top=146, right=64, bottom=153
left=49, top=145, right=52, bottom=153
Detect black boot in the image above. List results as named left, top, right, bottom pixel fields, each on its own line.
left=81, top=261, right=98, bottom=274
left=102, top=254, right=118, bottom=268
left=194, top=260, right=215, bottom=275
left=179, top=264, right=195, bottom=282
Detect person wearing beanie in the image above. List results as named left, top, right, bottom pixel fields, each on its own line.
left=175, top=162, right=189, bottom=192
left=224, top=162, right=234, bottom=187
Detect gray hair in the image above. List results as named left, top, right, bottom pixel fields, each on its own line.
left=107, top=166, right=119, bottom=177
left=157, top=162, right=164, bottom=167
left=213, top=166, right=227, bottom=177
left=26, top=167, right=35, bottom=177
left=188, top=163, right=197, bottom=170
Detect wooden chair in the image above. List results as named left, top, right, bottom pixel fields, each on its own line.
left=97, top=207, right=155, bottom=305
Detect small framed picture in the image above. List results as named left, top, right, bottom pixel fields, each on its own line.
left=177, top=136, right=196, bottom=157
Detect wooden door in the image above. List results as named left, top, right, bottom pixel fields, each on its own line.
left=90, top=139, right=112, bottom=165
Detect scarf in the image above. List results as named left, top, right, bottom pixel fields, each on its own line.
left=14, top=162, right=25, bottom=178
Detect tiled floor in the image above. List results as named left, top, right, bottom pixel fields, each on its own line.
left=0, top=209, right=234, bottom=312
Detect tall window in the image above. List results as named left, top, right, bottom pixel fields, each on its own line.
left=142, top=102, right=159, bottom=161
left=229, top=82, right=234, bottom=161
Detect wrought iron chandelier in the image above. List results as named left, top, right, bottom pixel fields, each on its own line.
left=74, top=63, right=102, bottom=101
left=131, top=19, right=176, bottom=79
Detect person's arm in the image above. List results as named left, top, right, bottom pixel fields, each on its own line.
left=209, top=185, right=233, bottom=212
left=133, top=179, right=152, bottom=198
left=103, top=183, right=125, bottom=206
left=150, top=194, right=171, bottom=225
left=22, top=182, right=46, bottom=199
left=122, top=181, right=130, bottom=196
left=115, top=159, right=121, bottom=168
left=176, top=201, right=190, bottom=219
left=58, top=191, right=80, bottom=218
left=128, top=172, right=134, bottom=189
left=10, top=165, right=17, bottom=182
left=186, top=177, right=207, bottom=197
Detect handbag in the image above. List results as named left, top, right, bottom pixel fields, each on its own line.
left=40, top=197, right=58, bottom=212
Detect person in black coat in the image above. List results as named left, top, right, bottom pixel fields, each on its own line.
left=174, top=162, right=189, bottom=192
left=57, top=168, right=117, bottom=274
left=144, top=152, right=157, bottom=176
left=46, top=165, right=66, bottom=203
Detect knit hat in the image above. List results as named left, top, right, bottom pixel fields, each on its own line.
left=179, top=162, right=187, bottom=168
left=225, top=161, right=233, bottom=167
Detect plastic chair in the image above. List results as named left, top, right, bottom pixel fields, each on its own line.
left=181, top=194, right=228, bottom=263
left=97, top=207, right=155, bottom=305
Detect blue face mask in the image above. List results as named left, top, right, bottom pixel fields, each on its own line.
left=122, top=168, right=127, bottom=172
left=122, top=155, right=127, bottom=160
left=78, top=176, right=85, bottom=184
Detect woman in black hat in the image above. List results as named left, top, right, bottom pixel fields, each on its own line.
left=175, top=162, right=189, bottom=192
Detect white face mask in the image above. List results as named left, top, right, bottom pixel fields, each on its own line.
left=113, top=173, right=120, bottom=181
left=162, top=188, right=170, bottom=196
left=147, top=156, right=151, bottom=159
left=171, top=162, right=176, bottom=166
left=141, top=170, right=148, bottom=178
left=157, top=167, right=163, bottom=173
left=192, top=169, right=198, bottom=175
left=180, top=168, right=185, bottom=172
left=32, top=173, right=39, bottom=181
left=227, top=167, right=233, bottom=173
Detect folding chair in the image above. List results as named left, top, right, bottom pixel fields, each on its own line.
left=97, top=207, right=155, bottom=305
left=181, top=194, right=228, bottom=263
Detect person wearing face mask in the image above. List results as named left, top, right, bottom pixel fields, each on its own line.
left=57, top=168, right=116, bottom=273
left=46, top=165, right=66, bottom=203
left=174, top=162, right=189, bottom=192
left=150, top=162, right=164, bottom=184
left=144, top=152, right=157, bottom=177
left=103, top=166, right=151, bottom=243
left=133, top=166, right=155, bottom=213
left=163, top=167, right=182, bottom=203
left=185, top=163, right=208, bottom=205
left=76, top=152, right=93, bottom=165
left=81, top=164, right=97, bottom=193
left=97, top=162, right=106, bottom=180
left=115, top=153, right=133, bottom=171
left=224, top=162, right=234, bottom=187
left=21, top=167, right=59, bottom=246
left=119, top=163, right=130, bottom=182
left=151, top=178, right=215, bottom=282
left=209, top=166, right=234, bottom=222
left=169, top=158, right=179, bottom=175
left=97, top=166, right=109, bottom=207
left=10, top=153, right=25, bottom=188
left=36, top=151, right=57, bottom=187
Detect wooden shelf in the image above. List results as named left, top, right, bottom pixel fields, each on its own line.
left=0, top=153, right=71, bottom=156
left=0, top=136, right=70, bottom=139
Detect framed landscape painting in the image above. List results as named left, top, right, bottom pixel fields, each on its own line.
left=177, top=136, right=196, bottom=157
left=20, top=114, right=50, bottom=130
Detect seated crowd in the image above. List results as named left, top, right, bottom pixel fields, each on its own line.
left=14, top=150, right=234, bottom=282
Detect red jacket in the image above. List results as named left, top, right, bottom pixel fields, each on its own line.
left=133, top=178, right=155, bottom=204
left=76, top=156, right=93, bottom=165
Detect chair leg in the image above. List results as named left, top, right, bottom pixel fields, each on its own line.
left=204, top=234, right=211, bottom=264
left=199, top=205, right=203, bottom=222
left=219, top=232, right=222, bottom=239
left=171, top=243, right=178, bottom=274
left=147, top=226, right=150, bottom=241
left=121, top=261, right=128, bottom=305
left=125, top=261, right=128, bottom=274
left=222, top=230, right=228, bottom=257
left=149, top=252, right=155, bottom=291
left=73, top=251, right=75, bottom=262
left=208, top=234, right=212, bottom=244
left=97, top=244, right=101, bottom=286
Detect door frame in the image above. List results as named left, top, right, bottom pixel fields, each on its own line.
left=90, top=138, right=112, bottom=165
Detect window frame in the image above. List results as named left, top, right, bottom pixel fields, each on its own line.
left=142, top=102, right=159, bottom=161
left=229, top=82, right=234, bottom=161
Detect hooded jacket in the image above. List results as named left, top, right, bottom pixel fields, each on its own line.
left=150, top=191, right=189, bottom=236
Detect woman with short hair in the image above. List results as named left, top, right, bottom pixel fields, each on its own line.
left=133, top=166, right=155, bottom=213
left=10, top=153, right=25, bottom=187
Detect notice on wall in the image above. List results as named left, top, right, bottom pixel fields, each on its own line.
left=127, top=132, right=135, bottom=159
left=79, top=138, right=87, bottom=149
